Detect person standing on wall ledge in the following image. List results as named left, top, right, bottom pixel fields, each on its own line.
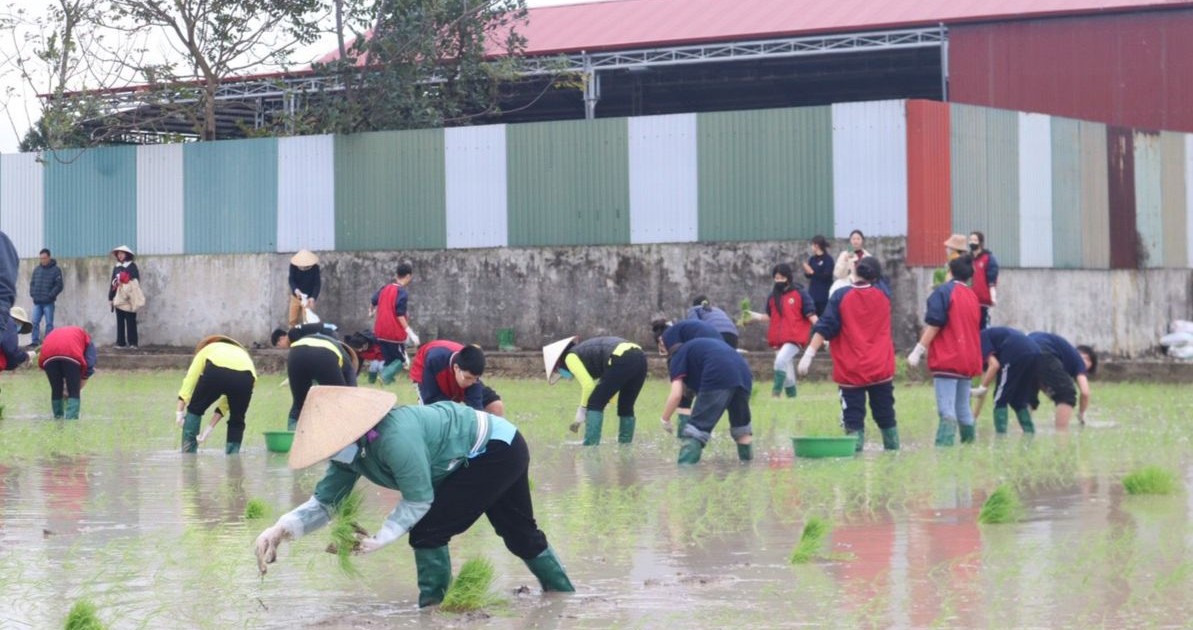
left=371, top=262, right=419, bottom=386
left=0, top=230, right=17, bottom=335
left=803, top=235, right=834, bottom=317
left=108, top=245, right=143, bottom=349
left=831, top=229, right=872, bottom=296
left=968, top=231, right=999, bottom=330
left=28, top=248, right=64, bottom=348
left=38, top=325, right=97, bottom=420
left=542, top=335, right=647, bottom=446
left=176, top=335, right=257, bottom=454
left=288, top=250, right=321, bottom=327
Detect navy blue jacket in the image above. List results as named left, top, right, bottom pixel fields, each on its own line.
left=660, top=319, right=722, bottom=352
left=30, top=259, right=64, bottom=305
left=1028, top=332, right=1086, bottom=377
left=804, top=253, right=834, bottom=310
left=981, top=327, right=1040, bottom=367
left=668, top=337, right=752, bottom=393
left=684, top=305, right=739, bottom=336
left=0, top=231, right=17, bottom=328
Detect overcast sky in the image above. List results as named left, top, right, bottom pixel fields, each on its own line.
left=0, top=0, right=593, bottom=153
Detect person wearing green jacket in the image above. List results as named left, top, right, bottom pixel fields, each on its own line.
left=253, top=388, right=574, bottom=607
left=176, top=335, right=257, bottom=454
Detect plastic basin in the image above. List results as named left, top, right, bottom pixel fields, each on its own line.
left=792, top=436, right=857, bottom=458
left=263, top=431, right=295, bottom=453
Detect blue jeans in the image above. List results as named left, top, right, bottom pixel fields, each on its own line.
left=934, top=376, right=974, bottom=426
left=31, top=303, right=55, bottom=344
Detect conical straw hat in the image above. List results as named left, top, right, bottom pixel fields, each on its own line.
left=8, top=307, right=31, bottom=335
left=195, top=334, right=244, bottom=353
left=111, top=245, right=134, bottom=257
left=290, top=249, right=319, bottom=267
left=541, top=336, right=577, bottom=384
left=289, top=387, right=397, bottom=470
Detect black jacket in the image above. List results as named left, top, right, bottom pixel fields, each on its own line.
left=288, top=264, right=321, bottom=299
left=30, top=259, right=64, bottom=305
left=0, top=231, right=16, bottom=323
left=567, top=336, right=625, bottom=380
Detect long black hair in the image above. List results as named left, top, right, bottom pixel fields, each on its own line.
left=770, top=263, right=798, bottom=318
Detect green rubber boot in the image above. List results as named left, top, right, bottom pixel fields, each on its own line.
left=935, top=416, right=956, bottom=447
left=582, top=409, right=604, bottom=446
left=51, top=398, right=64, bottom=419
left=771, top=371, right=786, bottom=397
left=784, top=384, right=797, bottom=399
left=524, top=547, right=576, bottom=592
left=678, top=438, right=704, bottom=465
left=881, top=426, right=901, bottom=451
left=286, top=415, right=298, bottom=431
left=1015, top=408, right=1035, bottom=434
left=181, top=413, right=201, bottom=453
left=847, top=428, right=865, bottom=452
left=675, top=413, right=689, bottom=439
left=414, top=546, right=453, bottom=608
left=379, top=359, right=405, bottom=385
left=366, top=370, right=378, bottom=384
left=736, top=442, right=753, bottom=461
left=64, top=398, right=81, bottom=420
left=225, top=441, right=241, bottom=455
left=993, top=406, right=1009, bottom=434
left=959, top=423, right=976, bottom=444
left=617, top=416, right=635, bottom=444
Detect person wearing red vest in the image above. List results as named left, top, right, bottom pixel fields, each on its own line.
left=38, top=326, right=97, bottom=420
left=411, top=340, right=504, bottom=415
left=967, top=231, right=1000, bottom=330
left=371, top=262, right=419, bottom=385
left=747, top=263, right=818, bottom=399
left=908, top=256, right=982, bottom=446
left=798, top=257, right=899, bottom=452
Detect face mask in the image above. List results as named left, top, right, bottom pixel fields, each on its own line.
left=331, top=442, right=359, bottom=464
left=773, top=282, right=787, bottom=292
left=968, top=243, right=980, bottom=252
left=557, top=368, right=574, bottom=381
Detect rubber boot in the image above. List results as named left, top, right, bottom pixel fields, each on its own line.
left=181, top=413, right=201, bottom=453
left=64, top=398, right=81, bottom=420
left=934, top=417, right=956, bottom=447
left=225, top=441, right=241, bottom=455
left=414, top=546, right=453, bottom=608
left=366, top=371, right=378, bottom=384
left=771, top=371, right=785, bottom=397
left=582, top=409, right=604, bottom=446
left=286, top=415, right=298, bottom=431
left=675, top=413, right=689, bottom=439
left=379, top=359, right=404, bottom=385
left=51, top=398, right=64, bottom=419
left=678, top=438, right=704, bottom=465
left=993, top=406, right=1009, bottom=434
left=617, top=416, right=635, bottom=444
left=784, top=384, right=797, bottom=399
left=846, top=428, right=865, bottom=452
left=524, top=547, right=576, bottom=592
left=959, top=423, right=976, bottom=444
left=881, top=426, right=900, bottom=451
left=736, top=442, right=753, bottom=461
left=1015, top=408, right=1035, bottom=434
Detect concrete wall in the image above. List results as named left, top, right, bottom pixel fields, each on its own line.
left=14, top=239, right=1190, bottom=357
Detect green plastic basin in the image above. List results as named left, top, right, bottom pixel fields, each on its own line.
left=792, top=436, right=857, bottom=458
left=263, top=431, right=295, bottom=453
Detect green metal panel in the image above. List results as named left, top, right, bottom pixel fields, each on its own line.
left=43, top=146, right=137, bottom=258
left=335, top=129, right=446, bottom=251
left=950, top=104, right=1019, bottom=266
left=184, top=138, right=278, bottom=254
left=1078, top=121, right=1111, bottom=269
left=1050, top=118, right=1084, bottom=268
left=698, top=108, right=833, bottom=241
left=1160, top=132, right=1188, bottom=268
left=506, top=118, right=629, bottom=246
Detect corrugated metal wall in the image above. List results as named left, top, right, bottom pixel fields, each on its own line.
left=44, top=146, right=137, bottom=258
left=1050, top=118, right=1084, bottom=269
left=831, top=100, right=907, bottom=238
left=1132, top=131, right=1164, bottom=267
left=1079, top=121, right=1111, bottom=269
left=1159, top=132, right=1187, bottom=268
left=628, top=114, right=698, bottom=244
left=136, top=144, right=184, bottom=255
left=1017, top=113, right=1054, bottom=268
left=0, top=153, right=44, bottom=258
left=905, top=100, right=952, bottom=266
left=1106, top=126, right=1139, bottom=269
left=950, top=104, right=1020, bottom=266
left=277, top=134, right=335, bottom=253
left=445, top=125, right=508, bottom=249
left=184, top=138, right=278, bottom=254
left=507, top=118, right=629, bottom=247
left=1187, top=135, right=1193, bottom=268
left=698, top=107, right=833, bottom=242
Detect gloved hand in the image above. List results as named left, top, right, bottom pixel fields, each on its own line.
left=254, top=524, right=291, bottom=575
left=27, top=350, right=38, bottom=366
left=405, top=328, right=421, bottom=347
left=970, top=386, right=988, bottom=398
left=355, top=520, right=402, bottom=555
left=797, top=348, right=816, bottom=376
left=989, top=287, right=998, bottom=307
left=907, top=343, right=927, bottom=367
left=660, top=416, right=673, bottom=434
left=175, top=410, right=186, bottom=426
left=748, top=311, right=767, bottom=322
left=569, top=406, right=585, bottom=433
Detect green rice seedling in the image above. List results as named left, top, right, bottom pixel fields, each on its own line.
left=790, top=516, right=831, bottom=563
left=64, top=599, right=105, bottom=630
left=979, top=484, right=1023, bottom=524
left=326, top=490, right=366, bottom=576
left=441, top=557, right=500, bottom=612
left=738, top=298, right=752, bottom=327
left=1122, top=466, right=1178, bottom=495
left=243, top=498, right=269, bottom=520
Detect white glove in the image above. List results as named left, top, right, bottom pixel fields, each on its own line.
left=197, top=425, right=213, bottom=443
left=405, top=328, right=420, bottom=347
left=989, top=287, right=997, bottom=307
left=797, top=348, right=816, bottom=376
left=27, top=350, right=38, bottom=366
left=748, top=311, right=767, bottom=322
left=175, top=410, right=186, bottom=426
left=970, top=386, right=988, bottom=398
left=356, top=520, right=402, bottom=554
left=569, top=406, right=586, bottom=433
left=254, top=524, right=291, bottom=575
left=660, top=417, right=673, bottom=434
left=907, top=343, right=927, bottom=367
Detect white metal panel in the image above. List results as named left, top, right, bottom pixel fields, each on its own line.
left=136, top=144, right=184, bottom=255
left=0, top=153, right=44, bottom=258
left=445, top=125, right=508, bottom=249
left=277, top=134, right=335, bottom=252
left=1017, top=113, right=1054, bottom=267
left=831, top=100, right=907, bottom=238
left=1187, top=135, right=1193, bottom=268
left=1133, top=131, right=1163, bottom=267
left=628, top=113, right=698, bottom=244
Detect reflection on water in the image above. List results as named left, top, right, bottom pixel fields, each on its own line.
left=0, top=441, right=1190, bottom=628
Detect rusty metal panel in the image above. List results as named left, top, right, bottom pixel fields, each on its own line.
left=0, top=152, right=44, bottom=258
left=1079, top=121, right=1111, bottom=269
left=905, top=100, right=952, bottom=266
left=1106, top=126, right=1139, bottom=269
left=1132, top=131, right=1164, bottom=267
left=1017, top=113, right=1053, bottom=267
left=136, top=144, right=184, bottom=255
left=831, top=100, right=907, bottom=238
left=1050, top=118, right=1083, bottom=269
left=950, top=103, right=1019, bottom=266
left=1159, top=132, right=1187, bottom=268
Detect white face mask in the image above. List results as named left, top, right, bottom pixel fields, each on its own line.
left=331, top=443, right=359, bottom=464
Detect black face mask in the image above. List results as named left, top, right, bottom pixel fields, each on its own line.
left=773, top=282, right=787, bottom=292
left=968, top=243, right=980, bottom=252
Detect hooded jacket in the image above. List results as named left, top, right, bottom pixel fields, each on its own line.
left=30, top=258, right=64, bottom=305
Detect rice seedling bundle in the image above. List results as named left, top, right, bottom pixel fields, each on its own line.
left=790, top=516, right=831, bottom=564
left=979, top=485, right=1023, bottom=524
left=1122, top=466, right=1178, bottom=495
left=441, top=557, right=499, bottom=612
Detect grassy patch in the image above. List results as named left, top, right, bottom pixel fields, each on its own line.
left=244, top=498, right=269, bottom=520
left=64, top=599, right=105, bottom=630
left=1122, top=466, right=1179, bottom=495
left=790, top=516, right=831, bottom=563
left=441, top=557, right=501, bottom=613
left=979, top=485, right=1023, bottom=525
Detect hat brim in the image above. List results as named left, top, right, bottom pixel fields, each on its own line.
left=290, top=250, right=319, bottom=267
left=112, top=245, right=134, bottom=257
left=195, top=334, right=245, bottom=354
left=541, top=336, right=577, bottom=382
left=289, top=387, right=397, bottom=469
left=9, top=307, right=32, bottom=335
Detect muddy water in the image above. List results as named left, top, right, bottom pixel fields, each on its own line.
left=1, top=441, right=1191, bottom=628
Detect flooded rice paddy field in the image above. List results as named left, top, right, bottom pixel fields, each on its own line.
left=0, top=371, right=1191, bottom=628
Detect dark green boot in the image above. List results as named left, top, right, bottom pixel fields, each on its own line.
left=675, top=413, right=689, bottom=439
left=582, top=409, right=604, bottom=446
left=847, top=428, right=865, bottom=452
left=617, top=416, right=635, bottom=444
left=736, top=442, right=753, bottom=461
left=524, top=547, right=576, bottom=592
left=881, top=426, right=900, bottom=451
left=287, top=415, right=298, bottom=431
left=366, top=370, right=378, bottom=384
left=993, top=406, right=1009, bottom=434
left=225, top=442, right=241, bottom=455
left=51, top=398, right=64, bottom=419
left=64, top=398, right=81, bottom=420
left=181, top=413, right=201, bottom=453
left=935, top=417, right=956, bottom=447
left=959, top=423, right=976, bottom=444
left=784, top=384, right=797, bottom=399
left=379, top=359, right=404, bottom=385
left=1015, top=408, right=1035, bottom=434
left=678, top=438, right=704, bottom=465
left=771, top=371, right=786, bottom=397
left=414, top=546, right=452, bottom=608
